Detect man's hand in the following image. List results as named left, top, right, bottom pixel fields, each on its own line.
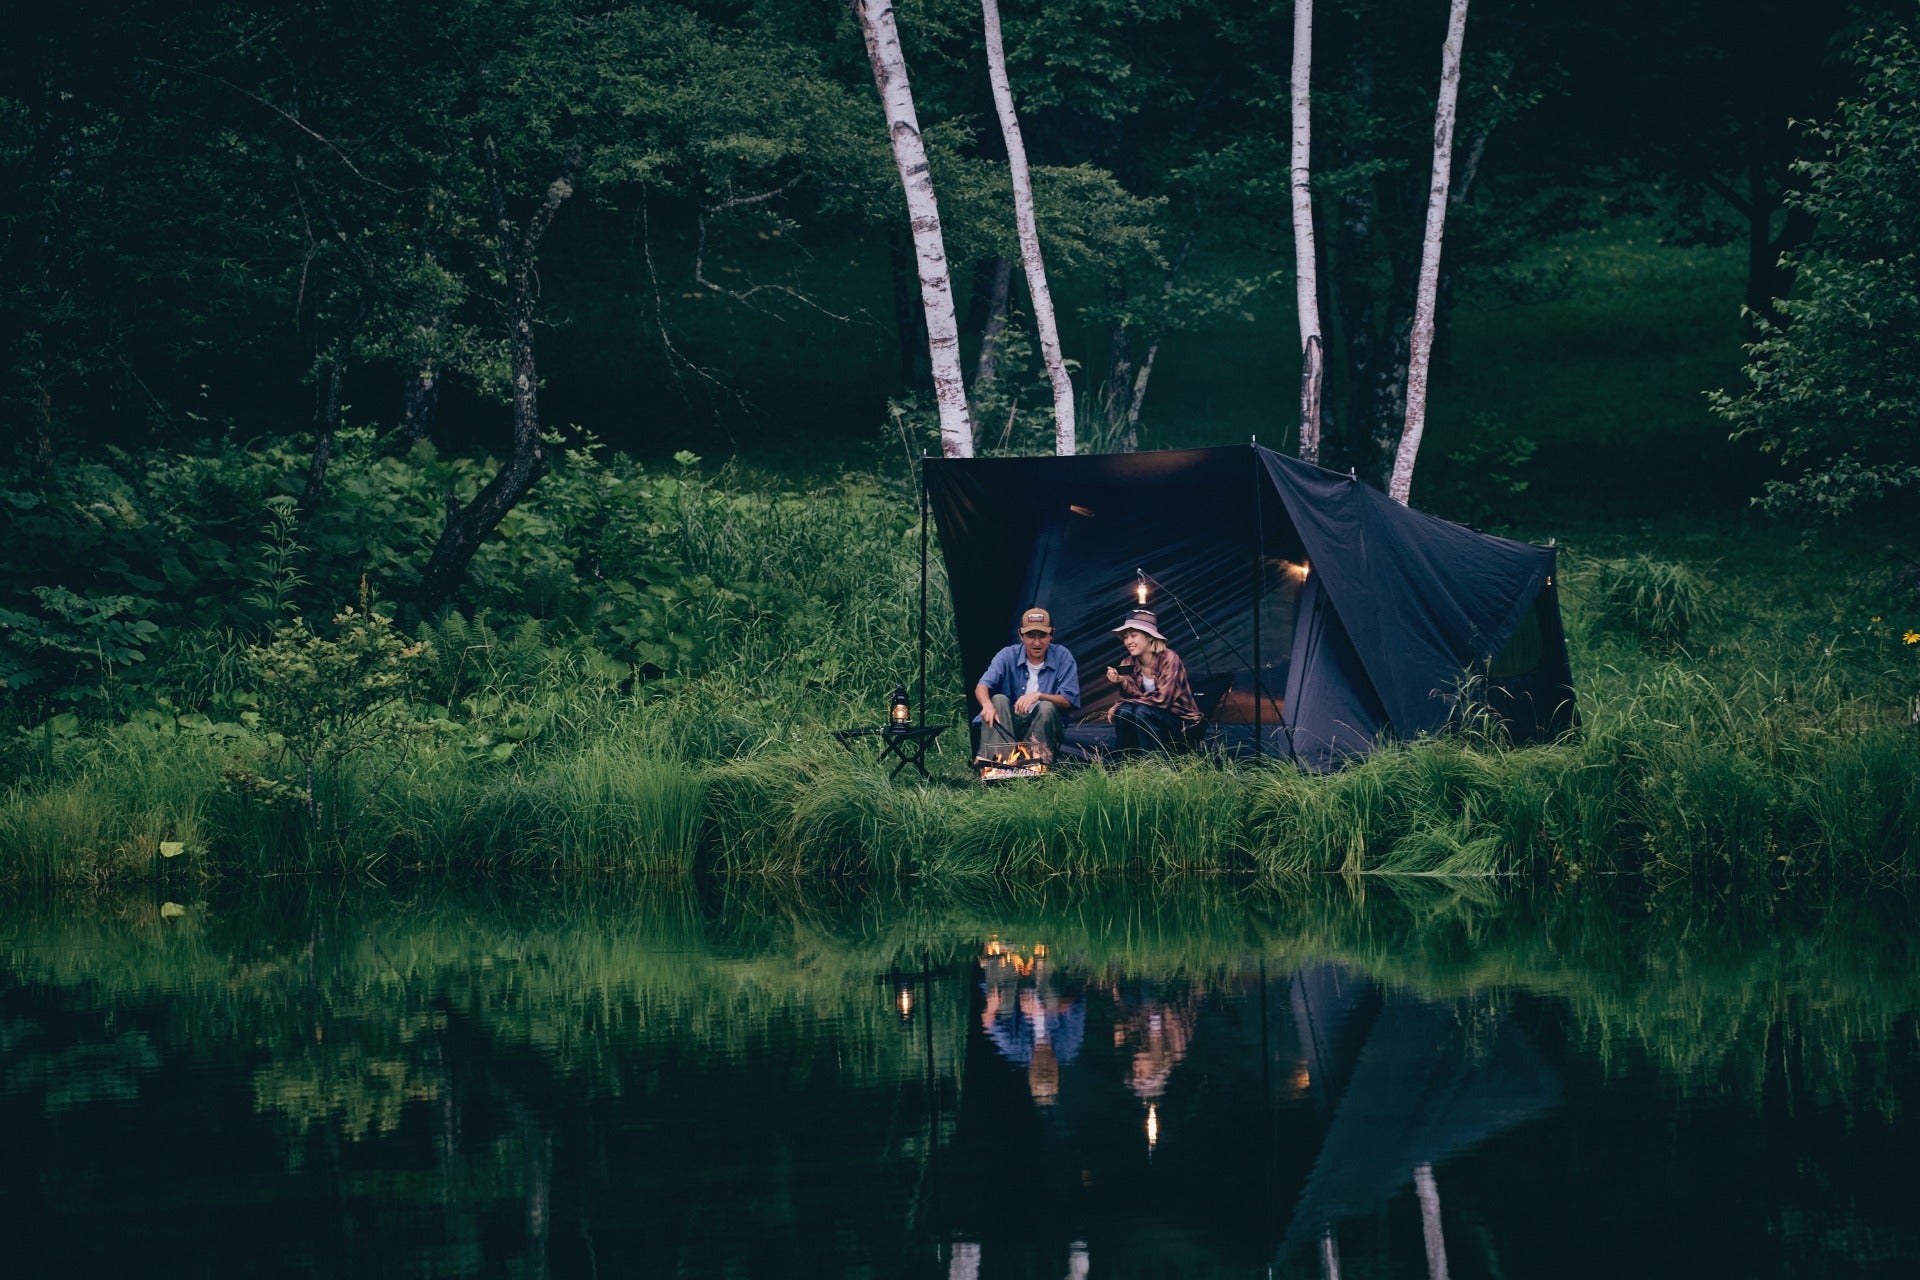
left=980, top=701, right=998, bottom=727
left=1014, top=692, right=1042, bottom=715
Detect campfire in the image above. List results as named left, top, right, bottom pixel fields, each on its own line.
left=978, top=741, right=1050, bottom=782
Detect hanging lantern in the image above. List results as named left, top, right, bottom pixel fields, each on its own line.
left=890, top=685, right=911, bottom=726
left=1135, top=570, right=1150, bottom=605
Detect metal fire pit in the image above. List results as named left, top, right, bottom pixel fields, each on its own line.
left=975, top=744, right=1051, bottom=783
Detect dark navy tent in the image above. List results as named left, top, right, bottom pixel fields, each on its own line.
left=922, top=444, right=1574, bottom=769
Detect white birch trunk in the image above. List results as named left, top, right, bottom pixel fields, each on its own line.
left=856, top=0, right=974, bottom=458
left=1414, top=1163, right=1451, bottom=1280
left=1290, top=0, right=1325, bottom=466
left=981, top=0, right=1075, bottom=455
left=1388, top=0, right=1469, bottom=505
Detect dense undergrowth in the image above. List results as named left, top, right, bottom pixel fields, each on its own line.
left=3, top=434, right=1917, bottom=887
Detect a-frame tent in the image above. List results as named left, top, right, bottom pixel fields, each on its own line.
left=922, top=444, right=1574, bottom=770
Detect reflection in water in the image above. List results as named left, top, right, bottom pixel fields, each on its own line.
left=961, top=943, right=1561, bottom=1278
left=1284, top=965, right=1561, bottom=1276
left=3, top=878, right=1920, bottom=1277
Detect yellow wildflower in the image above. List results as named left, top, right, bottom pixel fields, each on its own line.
left=1905, top=630, right=1920, bottom=646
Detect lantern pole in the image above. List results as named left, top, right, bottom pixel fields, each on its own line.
left=918, top=452, right=929, bottom=729
left=1253, top=441, right=1264, bottom=760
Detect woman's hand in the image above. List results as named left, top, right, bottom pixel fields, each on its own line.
left=1105, top=666, right=1121, bottom=683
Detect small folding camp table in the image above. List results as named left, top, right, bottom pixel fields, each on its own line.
left=832, top=723, right=948, bottom=780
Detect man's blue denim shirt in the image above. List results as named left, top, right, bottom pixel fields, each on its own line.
left=975, top=642, right=1081, bottom=715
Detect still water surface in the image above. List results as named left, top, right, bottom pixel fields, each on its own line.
left=4, top=878, right=1918, bottom=1278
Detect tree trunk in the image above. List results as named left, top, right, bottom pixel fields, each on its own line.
left=855, top=0, right=974, bottom=458
left=400, top=364, right=439, bottom=441
left=1415, top=1163, right=1450, bottom=1280
left=1096, top=279, right=1133, bottom=451
left=1367, top=318, right=1412, bottom=480
left=301, top=188, right=376, bottom=524
left=1120, top=335, right=1161, bottom=454
left=301, top=291, right=367, bottom=522
left=1388, top=0, right=1469, bottom=507
left=1113, top=233, right=1192, bottom=453
left=969, top=256, right=1013, bottom=397
left=417, top=139, right=580, bottom=609
left=981, top=0, right=1073, bottom=455
left=890, top=232, right=933, bottom=389
left=1745, top=148, right=1813, bottom=323
left=301, top=368, right=343, bottom=518
left=1290, top=0, right=1325, bottom=465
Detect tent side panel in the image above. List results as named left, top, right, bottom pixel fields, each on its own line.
left=1282, top=575, right=1388, bottom=772
left=1258, top=447, right=1557, bottom=740
left=1485, top=570, right=1577, bottom=743
left=925, top=461, right=1044, bottom=715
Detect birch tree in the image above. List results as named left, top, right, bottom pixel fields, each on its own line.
left=1290, top=0, right=1325, bottom=466
left=854, top=0, right=975, bottom=459
left=1387, top=0, right=1468, bottom=506
left=981, top=0, right=1075, bottom=455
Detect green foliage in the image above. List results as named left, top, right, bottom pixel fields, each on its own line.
left=0, top=586, right=160, bottom=704
left=1429, top=414, right=1536, bottom=528
left=242, top=496, right=308, bottom=624
left=1710, top=23, right=1920, bottom=517
left=227, top=608, right=430, bottom=853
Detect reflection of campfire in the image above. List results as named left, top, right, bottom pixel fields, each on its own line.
left=981, top=936, right=1047, bottom=975
left=979, top=740, right=1050, bottom=781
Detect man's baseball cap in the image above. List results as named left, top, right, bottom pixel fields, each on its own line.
left=1020, top=607, right=1053, bottom=634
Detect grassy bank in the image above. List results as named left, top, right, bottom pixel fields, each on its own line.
left=5, top=515, right=1917, bottom=887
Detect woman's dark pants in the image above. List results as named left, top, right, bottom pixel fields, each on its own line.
left=1112, top=702, right=1185, bottom=755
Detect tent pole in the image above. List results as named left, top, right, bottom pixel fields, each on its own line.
left=1253, top=443, right=1264, bottom=760
left=918, top=453, right=929, bottom=729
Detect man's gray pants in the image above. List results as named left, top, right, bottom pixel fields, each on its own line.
left=978, top=694, right=1064, bottom=762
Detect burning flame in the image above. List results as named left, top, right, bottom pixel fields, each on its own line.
left=980, top=740, right=1050, bottom=781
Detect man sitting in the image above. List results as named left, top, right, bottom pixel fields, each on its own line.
left=974, top=607, right=1080, bottom=764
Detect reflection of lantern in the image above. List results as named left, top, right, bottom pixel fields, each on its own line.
left=896, top=982, right=915, bottom=1023
left=890, top=685, right=911, bottom=726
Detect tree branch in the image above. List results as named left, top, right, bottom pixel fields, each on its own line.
left=137, top=57, right=400, bottom=192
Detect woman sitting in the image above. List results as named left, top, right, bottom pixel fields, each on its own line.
left=1103, top=609, right=1204, bottom=754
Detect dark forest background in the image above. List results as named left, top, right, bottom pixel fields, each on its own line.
left=5, top=0, right=1905, bottom=480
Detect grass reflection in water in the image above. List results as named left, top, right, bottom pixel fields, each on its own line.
left=3, top=877, right=1919, bottom=1277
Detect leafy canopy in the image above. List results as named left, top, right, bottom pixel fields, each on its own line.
left=1710, top=24, right=1920, bottom=518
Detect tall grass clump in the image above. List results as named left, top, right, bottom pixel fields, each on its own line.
left=377, top=742, right=708, bottom=874
left=1797, top=730, right=1920, bottom=879
left=1246, top=740, right=1523, bottom=877
left=931, top=759, right=1250, bottom=879
left=704, top=744, right=933, bottom=878
left=514, top=742, right=707, bottom=872
left=0, top=729, right=222, bottom=886
left=1571, top=552, right=1719, bottom=649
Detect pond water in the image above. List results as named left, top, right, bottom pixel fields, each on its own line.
left=3, top=878, right=1918, bottom=1278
